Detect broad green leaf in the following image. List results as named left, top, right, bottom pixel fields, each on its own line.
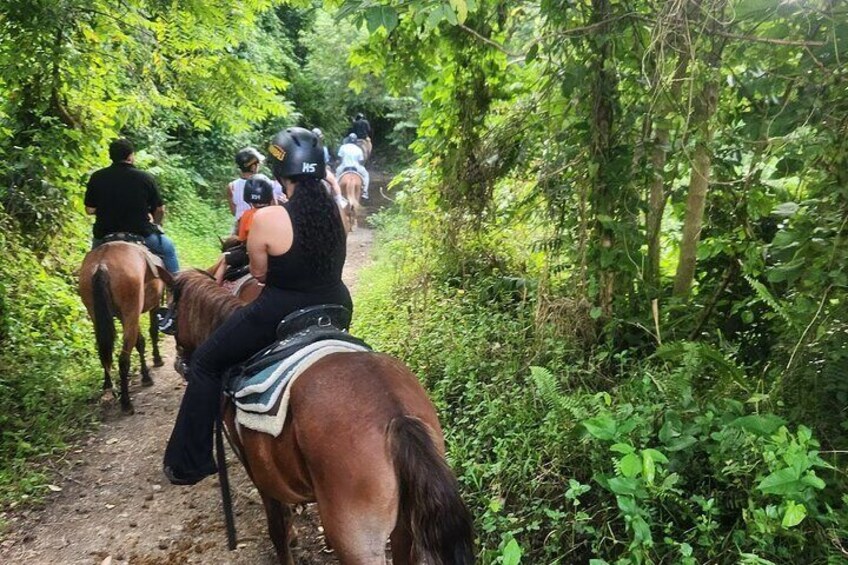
left=619, top=453, right=642, bottom=478
left=449, top=0, right=468, bottom=23
left=781, top=501, right=807, bottom=528
left=641, top=451, right=656, bottom=484
left=665, top=435, right=697, bottom=452
left=757, top=467, right=801, bottom=495
left=630, top=515, right=652, bottom=544
left=641, top=448, right=668, bottom=464
left=502, top=538, right=522, bottom=565
left=365, top=6, right=399, bottom=33
left=801, top=472, right=826, bottom=490
left=610, top=443, right=635, bottom=454
left=607, top=477, right=641, bottom=496
left=729, top=414, right=787, bottom=436
left=583, top=414, right=616, bottom=440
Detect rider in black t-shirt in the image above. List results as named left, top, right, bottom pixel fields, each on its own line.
left=84, top=139, right=180, bottom=273
left=351, top=113, right=371, bottom=140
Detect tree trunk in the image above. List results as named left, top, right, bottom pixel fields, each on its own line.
left=673, top=84, right=716, bottom=298
left=590, top=0, right=617, bottom=317
left=646, top=127, right=669, bottom=295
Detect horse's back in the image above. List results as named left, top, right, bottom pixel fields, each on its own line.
left=292, top=352, right=441, bottom=443
left=242, top=351, right=441, bottom=500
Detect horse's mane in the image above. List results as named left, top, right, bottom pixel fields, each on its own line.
left=174, top=269, right=243, bottom=350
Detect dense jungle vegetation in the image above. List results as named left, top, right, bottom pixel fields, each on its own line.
left=1, top=0, right=847, bottom=563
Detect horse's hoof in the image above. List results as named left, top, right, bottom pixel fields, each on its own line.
left=141, top=377, right=154, bottom=387
left=101, top=389, right=116, bottom=403
left=153, top=358, right=165, bottom=368
left=121, top=403, right=135, bottom=415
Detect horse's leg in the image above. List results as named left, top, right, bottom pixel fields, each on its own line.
left=103, top=359, right=112, bottom=393
left=136, top=327, right=153, bottom=387
left=119, top=317, right=139, bottom=414
left=260, top=494, right=295, bottom=565
left=150, top=309, right=163, bottom=368
left=315, top=487, right=393, bottom=565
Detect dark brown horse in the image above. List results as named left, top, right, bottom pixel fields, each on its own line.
left=167, top=270, right=475, bottom=564
left=78, top=242, right=164, bottom=413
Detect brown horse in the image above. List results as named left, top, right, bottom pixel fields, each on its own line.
left=356, top=138, right=372, bottom=162
left=167, top=270, right=475, bottom=564
left=78, top=242, right=164, bottom=413
left=338, top=172, right=363, bottom=232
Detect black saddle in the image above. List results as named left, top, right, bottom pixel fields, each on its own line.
left=222, top=244, right=249, bottom=281
left=98, top=232, right=146, bottom=246
left=224, top=305, right=367, bottom=387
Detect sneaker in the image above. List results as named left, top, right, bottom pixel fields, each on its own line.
left=361, top=191, right=369, bottom=200
left=156, top=307, right=176, bottom=335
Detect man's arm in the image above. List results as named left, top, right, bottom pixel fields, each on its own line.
left=227, top=182, right=236, bottom=214
left=84, top=175, right=97, bottom=215
left=146, top=175, right=165, bottom=224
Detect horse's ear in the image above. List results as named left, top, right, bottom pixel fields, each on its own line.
left=157, top=266, right=175, bottom=288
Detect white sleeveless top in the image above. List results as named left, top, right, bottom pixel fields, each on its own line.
left=229, top=177, right=284, bottom=220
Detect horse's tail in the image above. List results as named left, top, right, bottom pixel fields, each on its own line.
left=389, top=416, right=475, bottom=565
left=91, top=266, right=115, bottom=367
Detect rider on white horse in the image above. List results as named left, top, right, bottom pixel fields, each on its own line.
left=336, top=134, right=369, bottom=200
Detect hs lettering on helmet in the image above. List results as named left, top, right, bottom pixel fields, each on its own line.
left=302, top=162, right=317, bottom=173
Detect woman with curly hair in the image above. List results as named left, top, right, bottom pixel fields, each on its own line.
left=163, top=127, right=351, bottom=485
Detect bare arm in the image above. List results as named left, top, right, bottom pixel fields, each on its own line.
left=247, top=213, right=270, bottom=284
left=247, top=207, right=293, bottom=284
left=227, top=182, right=236, bottom=214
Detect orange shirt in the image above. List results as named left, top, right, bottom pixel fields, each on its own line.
left=237, top=207, right=258, bottom=241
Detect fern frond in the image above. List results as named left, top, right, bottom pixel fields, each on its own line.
left=743, top=274, right=797, bottom=331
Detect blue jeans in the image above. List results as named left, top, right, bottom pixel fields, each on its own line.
left=144, top=233, right=180, bottom=273
left=92, top=233, right=180, bottom=273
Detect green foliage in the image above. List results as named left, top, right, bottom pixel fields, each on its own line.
left=0, top=214, right=99, bottom=505
left=0, top=0, right=298, bottom=507
left=353, top=200, right=848, bottom=563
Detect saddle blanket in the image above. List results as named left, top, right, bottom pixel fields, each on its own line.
left=222, top=272, right=254, bottom=295
left=231, top=339, right=370, bottom=437
left=338, top=166, right=366, bottom=183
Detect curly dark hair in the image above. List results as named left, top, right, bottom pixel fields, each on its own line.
left=284, top=176, right=346, bottom=278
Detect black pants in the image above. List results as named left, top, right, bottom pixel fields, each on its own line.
left=163, top=282, right=352, bottom=476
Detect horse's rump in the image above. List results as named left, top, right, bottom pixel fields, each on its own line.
left=78, top=241, right=165, bottom=411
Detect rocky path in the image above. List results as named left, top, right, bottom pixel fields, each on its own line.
left=0, top=173, right=390, bottom=565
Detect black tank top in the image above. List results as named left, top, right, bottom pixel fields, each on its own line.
left=265, top=203, right=346, bottom=292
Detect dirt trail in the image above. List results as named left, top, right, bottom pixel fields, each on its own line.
left=0, top=171, right=391, bottom=565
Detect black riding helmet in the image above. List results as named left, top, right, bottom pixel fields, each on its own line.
left=243, top=174, right=275, bottom=206
left=267, top=127, right=326, bottom=180
left=235, top=147, right=264, bottom=172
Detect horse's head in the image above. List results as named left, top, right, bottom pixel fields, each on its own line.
left=160, top=268, right=242, bottom=355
